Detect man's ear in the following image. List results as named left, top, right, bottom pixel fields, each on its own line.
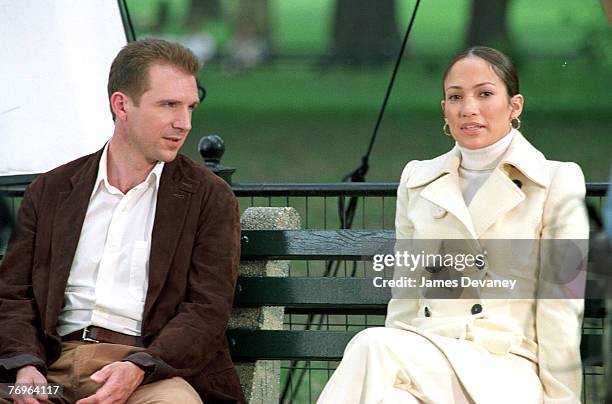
left=110, top=92, right=130, bottom=121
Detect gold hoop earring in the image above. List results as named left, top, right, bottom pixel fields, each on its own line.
left=443, top=122, right=451, bottom=136
left=511, top=117, right=521, bottom=130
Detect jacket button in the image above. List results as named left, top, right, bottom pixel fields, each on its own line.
left=471, top=304, right=483, bottom=315
left=476, top=259, right=485, bottom=270
left=432, top=206, right=447, bottom=219
left=424, top=306, right=431, bottom=317
left=512, top=179, right=523, bottom=189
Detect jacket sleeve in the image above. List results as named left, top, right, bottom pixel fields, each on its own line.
left=0, top=178, right=47, bottom=379
left=124, top=181, right=240, bottom=383
left=537, top=162, right=589, bottom=403
left=386, top=161, right=420, bottom=328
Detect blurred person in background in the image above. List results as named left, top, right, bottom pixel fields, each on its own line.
left=225, top=0, right=272, bottom=72
left=151, top=0, right=219, bottom=63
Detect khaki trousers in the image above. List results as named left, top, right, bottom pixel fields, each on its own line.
left=3, top=341, right=202, bottom=403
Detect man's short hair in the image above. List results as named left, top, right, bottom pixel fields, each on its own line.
left=107, top=38, right=201, bottom=120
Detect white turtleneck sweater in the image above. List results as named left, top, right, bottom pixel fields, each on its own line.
left=457, top=130, right=516, bottom=206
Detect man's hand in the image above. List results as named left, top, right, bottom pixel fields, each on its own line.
left=13, top=365, right=48, bottom=404
left=75, top=361, right=144, bottom=404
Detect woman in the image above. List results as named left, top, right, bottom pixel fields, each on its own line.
left=317, top=47, right=588, bottom=404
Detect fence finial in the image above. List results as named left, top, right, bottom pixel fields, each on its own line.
left=199, top=134, right=235, bottom=184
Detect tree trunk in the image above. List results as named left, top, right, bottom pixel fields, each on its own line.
left=186, top=0, right=222, bottom=32
left=466, top=0, right=510, bottom=49
left=330, top=0, right=400, bottom=66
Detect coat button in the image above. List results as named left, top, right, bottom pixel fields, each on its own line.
left=476, top=259, right=486, bottom=270
left=432, top=206, right=447, bottom=219
left=471, top=304, right=483, bottom=315
left=424, top=306, right=431, bottom=317
left=512, top=179, right=523, bottom=189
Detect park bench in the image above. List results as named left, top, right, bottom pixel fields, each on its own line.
left=0, top=206, right=608, bottom=403
left=230, top=207, right=609, bottom=403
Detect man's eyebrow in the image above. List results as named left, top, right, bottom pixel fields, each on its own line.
left=156, top=98, right=179, bottom=104
left=155, top=99, right=199, bottom=106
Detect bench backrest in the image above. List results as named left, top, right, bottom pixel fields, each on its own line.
left=232, top=229, right=606, bottom=366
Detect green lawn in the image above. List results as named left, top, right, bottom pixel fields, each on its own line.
left=123, top=1, right=611, bottom=184
left=186, top=60, right=611, bottom=183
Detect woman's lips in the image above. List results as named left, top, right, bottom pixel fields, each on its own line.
left=460, top=123, right=485, bottom=135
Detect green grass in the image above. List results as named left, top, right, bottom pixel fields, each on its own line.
left=125, top=0, right=611, bottom=186
left=186, top=60, right=611, bottom=183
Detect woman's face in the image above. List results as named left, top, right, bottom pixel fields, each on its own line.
left=441, top=56, right=523, bottom=149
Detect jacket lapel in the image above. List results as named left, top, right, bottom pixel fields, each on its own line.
left=420, top=173, right=478, bottom=239
left=143, top=160, right=198, bottom=328
left=467, top=168, right=524, bottom=237
left=47, top=151, right=101, bottom=329
left=407, top=131, right=550, bottom=240
left=467, top=131, right=550, bottom=237
left=408, top=147, right=478, bottom=239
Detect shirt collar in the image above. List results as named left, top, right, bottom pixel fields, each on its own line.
left=93, top=141, right=165, bottom=196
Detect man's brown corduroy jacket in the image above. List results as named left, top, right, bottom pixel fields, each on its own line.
left=0, top=149, right=245, bottom=403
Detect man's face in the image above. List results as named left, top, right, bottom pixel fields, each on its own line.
left=124, top=64, right=199, bottom=164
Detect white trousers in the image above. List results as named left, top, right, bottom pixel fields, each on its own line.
left=316, top=327, right=542, bottom=404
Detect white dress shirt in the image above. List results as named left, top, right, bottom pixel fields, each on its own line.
left=57, top=143, right=164, bottom=336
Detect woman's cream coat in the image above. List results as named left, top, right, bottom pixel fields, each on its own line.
left=387, top=130, right=589, bottom=403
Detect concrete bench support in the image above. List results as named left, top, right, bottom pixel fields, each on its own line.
left=231, top=207, right=300, bottom=403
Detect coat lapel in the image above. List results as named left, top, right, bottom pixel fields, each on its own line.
left=408, top=147, right=478, bottom=239
left=143, top=160, right=198, bottom=328
left=407, top=131, right=550, bottom=240
left=467, top=131, right=550, bottom=237
left=467, top=168, right=524, bottom=237
left=420, top=173, right=478, bottom=239
left=46, top=152, right=101, bottom=329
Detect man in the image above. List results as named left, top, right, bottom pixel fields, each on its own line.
left=0, top=39, right=244, bottom=403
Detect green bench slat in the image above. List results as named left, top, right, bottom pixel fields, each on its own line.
left=240, top=229, right=395, bottom=260
left=228, top=330, right=355, bottom=361
left=227, top=329, right=603, bottom=365
left=235, top=277, right=606, bottom=319
left=235, top=277, right=390, bottom=309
